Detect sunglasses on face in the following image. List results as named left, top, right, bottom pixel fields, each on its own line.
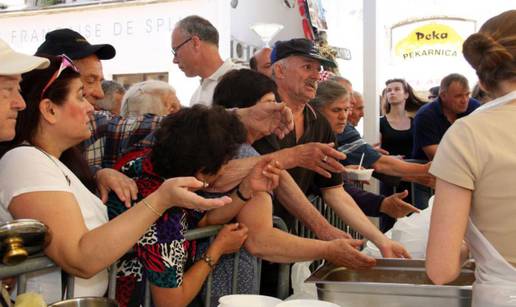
left=40, top=54, right=79, bottom=99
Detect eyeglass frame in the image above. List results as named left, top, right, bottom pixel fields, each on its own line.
left=40, top=54, right=80, bottom=99
left=171, top=37, right=193, bottom=56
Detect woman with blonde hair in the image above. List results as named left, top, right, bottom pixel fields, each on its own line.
left=426, top=10, right=516, bottom=306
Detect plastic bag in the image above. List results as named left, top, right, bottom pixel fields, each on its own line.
left=285, top=261, right=317, bottom=301
left=337, top=139, right=367, bottom=154
left=363, top=196, right=435, bottom=259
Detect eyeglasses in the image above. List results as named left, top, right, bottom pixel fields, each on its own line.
left=171, top=37, right=192, bottom=56
left=41, top=54, right=79, bottom=99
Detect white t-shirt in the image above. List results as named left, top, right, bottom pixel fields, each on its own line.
left=190, top=59, right=244, bottom=106
left=0, top=146, right=109, bottom=303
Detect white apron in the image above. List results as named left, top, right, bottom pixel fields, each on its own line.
left=465, top=90, right=516, bottom=307
left=465, top=219, right=516, bottom=306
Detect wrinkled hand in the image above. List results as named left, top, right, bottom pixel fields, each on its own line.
left=315, top=224, right=352, bottom=240
left=237, top=102, right=294, bottom=140
left=285, top=142, right=346, bottom=178
left=325, top=239, right=376, bottom=269
left=96, top=168, right=138, bottom=208
left=380, top=190, right=420, bottom=218
left=372, top=142, right=390, bottom=155
left=156, top=177, right=232, bottom=211
left=212, top=223, right=249, bottom=255
left=377, top=239, right=411, bottom=259
left=240, top=157, right=283, bottom=197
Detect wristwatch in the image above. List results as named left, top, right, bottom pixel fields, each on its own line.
left=200, top=253, right=216, bottom=269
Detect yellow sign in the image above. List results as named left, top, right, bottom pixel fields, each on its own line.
left=395, top=23, right=464, bottom=60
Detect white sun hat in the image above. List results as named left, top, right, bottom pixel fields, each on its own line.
left=0, top=38, right=49, bottom=75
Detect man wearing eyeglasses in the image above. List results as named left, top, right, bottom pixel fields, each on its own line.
left=171, top=15, right=243, bottom=106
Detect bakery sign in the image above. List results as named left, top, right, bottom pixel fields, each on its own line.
left=391, top=18, right=476, bottom=61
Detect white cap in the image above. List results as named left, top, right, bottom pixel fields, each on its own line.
left=0, top=38, right=49, bottom=75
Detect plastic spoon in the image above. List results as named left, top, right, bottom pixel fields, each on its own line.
left=358, top=153, right=365, bottom=170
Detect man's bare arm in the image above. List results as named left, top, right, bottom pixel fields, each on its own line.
left=276, top=171, right=350, bottom=240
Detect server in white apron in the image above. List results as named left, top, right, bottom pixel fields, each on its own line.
left=426, top=10, right=516, bottom=307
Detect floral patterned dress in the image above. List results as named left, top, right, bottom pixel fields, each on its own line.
left=106, top=149, right=203, bottom=307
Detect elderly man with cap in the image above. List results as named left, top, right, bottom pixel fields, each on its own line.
left=253, top=38, right=410, bottom=260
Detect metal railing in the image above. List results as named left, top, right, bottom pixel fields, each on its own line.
left=0, top=217, right=291, bottom=306
left=297, top=194, right=363, bottom=241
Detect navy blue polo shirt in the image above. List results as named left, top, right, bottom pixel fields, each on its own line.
left=412, top=97, right=480, bottom=160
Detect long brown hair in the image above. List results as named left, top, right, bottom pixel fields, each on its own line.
left=385, top=78, right=425, bottom=114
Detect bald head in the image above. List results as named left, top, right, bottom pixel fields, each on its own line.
left=250, top=47, right=272, bottom=77
left=348, top=91, right=364, bottom=127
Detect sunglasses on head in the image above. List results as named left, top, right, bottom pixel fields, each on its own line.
left=41, top=54, right=79, bottom=99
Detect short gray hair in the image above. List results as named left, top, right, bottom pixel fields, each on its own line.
left=120, top=80, right=176, bottom=117
left=440, top=73, right=469, bottom=94
left=311, top=80, right=349, bottom=110
left=96, top=80, right=125, bottom=112
left=177, top=15, right=219, bottom=47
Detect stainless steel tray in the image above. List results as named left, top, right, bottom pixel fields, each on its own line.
left=0, top=219, right=49, bottom=265
left=306, top=259, right=474, bottom=307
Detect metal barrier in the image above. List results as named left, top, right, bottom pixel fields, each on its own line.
left=297, top=194, right=362, bottom=241
left=0, top=217, right=291, bottom=306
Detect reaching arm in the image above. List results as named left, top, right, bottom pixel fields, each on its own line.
left=321, top=186, right=410, bottom=258
left=239, top=192, right=331, bottom=262
left=210, top=143, right=346, bottom=193
left=235, top=102, right=293, bottom=141
left=276, top=171, right=351, bottom=240
left=8, top=177, right=231, bottom=278
left=426, top=178, right=471, bottom=285
left=200, top=157, right=282, bottom=226
left=372, top=156, right=435, bottom=187
left=239, top=192, right=375, bottom=268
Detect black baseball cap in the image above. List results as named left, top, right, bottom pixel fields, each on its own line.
left=270, top=38, right=336, bottom=68
left=36, top=28, right=116, bottom=60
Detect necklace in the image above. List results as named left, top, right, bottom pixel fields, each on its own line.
left=31, top=145, right=71, bottom=186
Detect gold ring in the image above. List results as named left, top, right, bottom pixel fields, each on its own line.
left=322, top=155, right=328, bottom=162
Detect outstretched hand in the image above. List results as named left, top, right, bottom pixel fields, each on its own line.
left=377, top=239, right=411, bottom=259
left=237, top=102, right=294, bottom=141
left=240, top=157, right=283, bottom=196
left=156, top=177, right=232, bottom=211
left=380, top=190, right=420, bottom=218
left=325, top=239, right=376, bottom=269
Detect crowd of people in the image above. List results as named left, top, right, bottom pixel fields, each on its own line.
left=0, top=9, right=514, bottom=307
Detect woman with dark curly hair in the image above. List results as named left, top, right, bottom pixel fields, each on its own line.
left=107, top=105, right=282, bottom=307
left=426, top=10, right=516, bottom=306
